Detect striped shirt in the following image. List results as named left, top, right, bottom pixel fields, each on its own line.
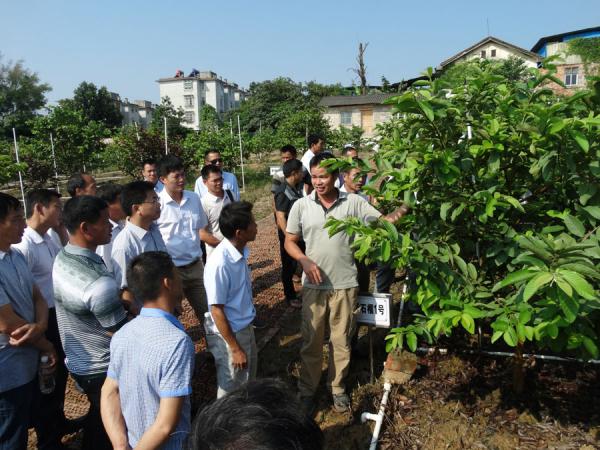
left=53, top=244, right=127, bottom=376
left=107, top=308, right=194, bottom=449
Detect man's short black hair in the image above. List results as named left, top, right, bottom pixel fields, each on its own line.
left=127, top=251, right=176, bottom=304
left=307, top=134, right=323, bottom=148
left=158, top=155, right=184, bottom=178
left=219, top=201, right=253, bottom=240
left=62, top=195, right=107, bottom=234
left=66, top=173, right=90, bottom=197
left=201, top=164, right=222, bottom=181
left=280, top=144, right=297, bottom=156
left=309, top=152, right=338, bottom=175
left=96, top=183, right=122, bottom=205
left=25, top=189, right=61, bottom=219
left=189, top=378, right=324, bottom=450
left=204, top=149, right=220, bottom=160
left=121, top=181, right=155, bottom=217
left=282, top=159, right=303, bottom=178
left=0, top=193, right=22, bottom=222
left=142, top=158, right=157, bottom=167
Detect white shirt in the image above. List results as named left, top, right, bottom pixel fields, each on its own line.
left=339, top=184, right=369, bottom=202
left=12, top=227, right=61, bottom=308
left=194, top=171, right=240, bottom=201
left=96, top=219, right=124, bottom=274
left=200, top=191, right=233, bottom=260
left=111, top=221, right=168, bottom=289
left=300, top=150, right=315, bottom=173
left=204, top=238, right=255, bottom=333
left=156, top=189, right=208, bottom=267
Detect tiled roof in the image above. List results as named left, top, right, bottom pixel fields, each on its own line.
left=318, top=93, right=396, bottom=107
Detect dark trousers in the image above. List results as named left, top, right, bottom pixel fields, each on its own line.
left=0, top=380, right=36, bottom=450
left=71, top=372, right=111, bottom=450
left=33, top=308, right=68, bottom=449
left=375, top=262, right=395, bottom=293
left=278, top=229, right=304, bottom=300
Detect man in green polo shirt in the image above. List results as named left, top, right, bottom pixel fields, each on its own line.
left=285, top=153, right=409, bottom=414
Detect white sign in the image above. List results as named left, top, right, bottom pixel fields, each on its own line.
left=356, top=293, right=392, bottom=328
left=269, top=166, right=281, bottom=176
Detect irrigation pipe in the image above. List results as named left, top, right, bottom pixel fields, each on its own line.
left=361, top=382, right=392, bottom=450
left=415, top=347, right=600, bottom=364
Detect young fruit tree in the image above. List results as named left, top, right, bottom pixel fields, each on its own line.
left=325, top=60, right=600, bottom=391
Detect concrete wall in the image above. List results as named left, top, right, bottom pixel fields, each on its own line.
left=459, top=42, right=538, bottom=68
left=323, top=104, right=393, bottom=138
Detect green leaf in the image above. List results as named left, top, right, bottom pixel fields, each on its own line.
left=492, top=269, right=537, bottom=292
left=460, top=313, right=475, bottom=334
left=558, top=290, right=579, bottom=323
left=582, top=337, right=599, bottom=359
left=406, top=331, right=417, bottom=352
left=381, top=240, right=391, bottom=261
left=558, top=269, right=596, bottom=299
left=491, top=330, right=503, bottom=343
left=502, top=195, right=525, bottom=212
left=467, top=263, right=477, bottom=281
left=417, top=100, right=434, bottom=122
left=503, top=327, right=518, bottom=347
left=570, top=129, right=589, bottom=152
left=563, top=214, right=586, bottom=237
left=578, top=184, right=597, bottom=206
left=555, top=275, right=573, bottom=297
left=523, top=272, right=554, bottom=301
left=584, top=206, right=600, bottom=220
left=440, top=202, right=452, bottom=221
left=450, top=203, right=466, bottom=221
left=454, top=254, right=468, bottom=276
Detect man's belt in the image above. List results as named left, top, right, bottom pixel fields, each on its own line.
left=177, top=258, right=200, bottom=270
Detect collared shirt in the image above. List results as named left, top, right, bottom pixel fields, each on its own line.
left=151, top=179, right=164, bottom=194
left=96, top=219, right=124, bottom=274
left=204, top=238, right=255, bottom=333
left=194, top=171, right=240, bottom=201
left=156, top=189, right=208, bottom=267
left=107, top=307, right=194, bottom=449
left=13, top=226, right=61, bottom=308
left=111, top=221, right=167, bottom=289
left=0, top=249, right=39, bottom=392
left=339, top=184, right=369, bottom=202
left=200, top=190, right=232, bottom=259
left=286, top=190, right=381, bottom=290
left=53, top=244, right=127, bottom=376
left=274, top=180, right=304, bottom=219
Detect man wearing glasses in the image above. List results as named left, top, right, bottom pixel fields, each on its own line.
left=194, top=150, right=240, bottom=201
left=111, top=181, right=167, bottom=314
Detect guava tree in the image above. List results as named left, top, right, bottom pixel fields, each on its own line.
left=326, top=60, right=600, bottom=389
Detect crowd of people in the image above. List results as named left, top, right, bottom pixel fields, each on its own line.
left=0, top=137, right=408, bottom=449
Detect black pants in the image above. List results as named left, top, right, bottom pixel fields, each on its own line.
left=33, top=307, right=68, bottom=449
left=71, top=373, right=111, bottom=450
left=277, top=229, right=304, bottom=300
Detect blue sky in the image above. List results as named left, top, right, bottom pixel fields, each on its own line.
left=1, top=0, right=598, bottom=104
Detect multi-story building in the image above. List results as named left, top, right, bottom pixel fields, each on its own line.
left=531, top=26, right=600, bottom=96
left=110, top=93, right=156, bottom=128
left=157, top=70, right=247, bottom=131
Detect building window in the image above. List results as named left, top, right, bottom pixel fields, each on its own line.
left=480, top=50, right=486, bottom=58
left=491, top=49, right=496, bottom=57
left=565, top=67, right=579, bottom=86
left=340, top=111, right=352, bottom=126
left=184, top=111, right=194, bottom=123
left=184, top=80, right=193, bottom=90
left=184, top=95, right=194, bottom=107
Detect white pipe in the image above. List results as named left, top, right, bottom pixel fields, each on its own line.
left=361, top=382, right=392, bottom=450
left=49, top=133, right=60, bottom=192
left=415, top=347, right=600, bottom=364
left=12, top=128, right=27, bottom=216
left=164, top=117, right=168, bottom=154
left=237, top=115, right=245, bottom=193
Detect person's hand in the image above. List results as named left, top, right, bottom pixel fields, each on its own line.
left=37, top=338, right=58, bottom=371
left=385, top=204, right=411, bottom=223
left=300, top=257, right=323, bottom=285
left=9, top=323, right=44, bottom=347
left=231, top=346, right=248, bottom=370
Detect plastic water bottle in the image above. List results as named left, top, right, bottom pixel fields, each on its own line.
left=39, top=355, right=55, bottom=394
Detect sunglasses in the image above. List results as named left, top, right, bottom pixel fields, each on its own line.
left=209, top=158, right=223, bottom=165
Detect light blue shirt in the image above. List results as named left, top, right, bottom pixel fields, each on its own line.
left=204, top=238, right=255, bottom=333
left=156, top=189, right=208, bottom=266
left=107, top=307, right=194, bottom=449
left=154, top=180, right=164, bottom=193
left=0, top=249, right=39, bottom=393
left=111, top=221, right=167, bottom=289
left=194, top=171, right=240, bottom=201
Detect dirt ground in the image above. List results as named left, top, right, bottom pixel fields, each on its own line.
left=29, top=216, right=599, bottom=449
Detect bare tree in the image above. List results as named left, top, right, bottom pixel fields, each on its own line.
left=350, top=42, right=369, bottom=95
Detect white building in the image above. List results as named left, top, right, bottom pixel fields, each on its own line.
left=110, top=93, right=155, bottom=128
left=157, top=70, right=247, bottom=131
left=439, top=36, right=540, bottom=70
